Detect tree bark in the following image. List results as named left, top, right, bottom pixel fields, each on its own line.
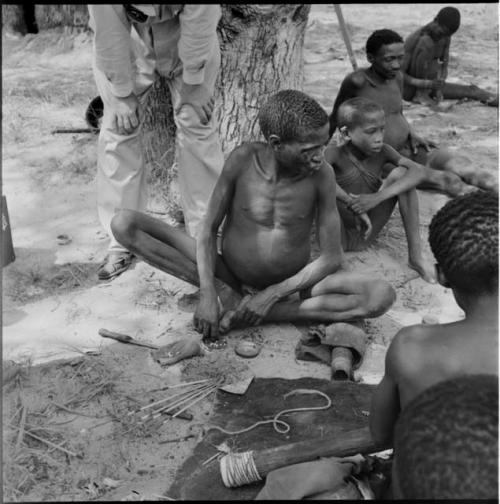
left=141, top=4, right=311, bottom=208
left=215, top=4, right=311, bottom=153
left=2, top=5, right=28, bottom=35
left=34, top=5, right=89, bottom=32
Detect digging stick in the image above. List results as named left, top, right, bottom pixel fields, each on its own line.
left=333, top=4, right=358, bottom=71
left=222, top=426, right=388, bottom=484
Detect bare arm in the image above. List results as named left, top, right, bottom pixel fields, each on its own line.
left=193, top=147, right=241, bottom=338
left=349, top=146, right=426, bottom=214
left=401, top=34, right=442, bottom=91
left=369, top=333, right=404, bottom=445
left=272, top=163, right=343, bottom=297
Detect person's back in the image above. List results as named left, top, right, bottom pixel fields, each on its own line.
left=392, top=374, right=498, bottom=499
left=370, top=190, right=498, bottom=444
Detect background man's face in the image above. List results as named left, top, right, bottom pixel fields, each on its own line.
left=369, top=43, right=405, bottom=79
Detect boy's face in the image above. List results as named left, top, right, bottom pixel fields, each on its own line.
left=368, top=43, right=405, bottom=80
left=344, top=110, right=385, bottom=155
left=275, top=123, right=330, bottom=177
left=430, top=22, right=453, bottom=40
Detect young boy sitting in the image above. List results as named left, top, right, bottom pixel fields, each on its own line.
left=392, top=374, right=498, bottom=499
left=324, top=97, right=434, bottom=283
left=369, top=190, right=498, bottom=446
left=402, top=7, right=498, bottom=107
left=111, top=90, right=395, bottom=363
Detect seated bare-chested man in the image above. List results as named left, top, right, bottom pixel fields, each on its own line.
left=330, top=29, right=497, bottom=195
left=111, top=90, right=396, bottom=363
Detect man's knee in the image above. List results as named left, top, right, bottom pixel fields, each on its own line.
left=110, top=210, right=136, bottom=247
left=364, top=280, right=396, bottom=317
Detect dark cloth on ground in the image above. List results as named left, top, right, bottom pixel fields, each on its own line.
left=167, top=377, right=376, bottom=500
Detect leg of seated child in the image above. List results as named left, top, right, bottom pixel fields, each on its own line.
left=384, top=167, right=435, bottom=283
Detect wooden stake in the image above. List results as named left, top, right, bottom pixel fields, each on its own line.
left=334, top=4, right=358, bottom=71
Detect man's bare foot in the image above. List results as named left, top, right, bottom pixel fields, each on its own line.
left=408, top=257, right=436, bottom=284
left=153, top=338, right=203, bottom=365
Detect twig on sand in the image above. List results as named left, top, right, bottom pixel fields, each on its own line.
left=14, top=406, right=27, bottom=454
left=50, top=401, right=104, bottom=418
left=9, top=424, right=81, bottom=458
left=158, top=434, right=196, bottom=444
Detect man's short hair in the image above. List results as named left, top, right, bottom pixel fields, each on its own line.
left=436, top=6, right=461, bottom=34
left=258, top=90, right=328, bottom=142
left=428, top=190, right=498, bottom=294
left=393, top=374, right=498, bottom=499
left=365, top=29, right=403, bottom=56
left=336, top=97, right=384, bottom=130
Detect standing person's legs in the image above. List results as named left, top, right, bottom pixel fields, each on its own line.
left=92, top=36, right=156, bottom=279
left=168, top=44, right=224, bottom=239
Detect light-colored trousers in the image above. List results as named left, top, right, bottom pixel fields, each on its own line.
left=93, top=34, right=223, bottom=252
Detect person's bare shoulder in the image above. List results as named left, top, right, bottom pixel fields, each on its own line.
left=324, top=143, right=341, bottom=166
left=346, top=69, right=369, bottom=89
left=224, top=141, right=264, bottom=176
left=386, top=324, right=433, bottom=379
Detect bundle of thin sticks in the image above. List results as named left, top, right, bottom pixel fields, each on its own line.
left=129, top=378, right=221, bottom=425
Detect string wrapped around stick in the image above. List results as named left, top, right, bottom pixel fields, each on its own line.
left=219, top=426, right=387, bottom=488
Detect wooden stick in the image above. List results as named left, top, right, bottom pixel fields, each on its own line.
left=10, top=425, right=81, bottom=458
left=170, top=386, right=217, bottom=419
left=143, top=384, right=216, bottom=422
left=222, top=426, right=389, bottom=484
left=165, top=379, right=211, bottom=389
left=334, top=4, right=358, bottom=71
left=139, top=382, right=214, bottom=418
left=14, top=406, right=27, bottom=454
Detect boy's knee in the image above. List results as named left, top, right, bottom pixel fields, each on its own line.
left=111, top=210, right=135, bottom=245
left=365, top=280, right=396, bottom=317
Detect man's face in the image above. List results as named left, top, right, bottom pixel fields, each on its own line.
left=345, top=110, right=385, bottom=155
left=277, top=123, right=330, bottom=177
left=368, top=42, right=405, bottom=80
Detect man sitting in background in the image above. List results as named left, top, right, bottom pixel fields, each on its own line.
left=402, top=6, right=498, bottom=107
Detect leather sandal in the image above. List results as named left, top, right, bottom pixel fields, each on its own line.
left=97, top=251, right=134, bottom=280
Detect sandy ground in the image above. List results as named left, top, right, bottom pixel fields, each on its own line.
left=2, top=4, right=498, bottom=501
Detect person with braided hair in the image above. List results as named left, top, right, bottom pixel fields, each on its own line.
left=369, top=190, right=498, bottom=446
left=392, top=374, right=498, bottom=499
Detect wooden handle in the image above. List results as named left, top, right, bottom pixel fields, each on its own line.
left=98, top=328, right=159, bottom=350
left=252, top=426, right=388, bottom=477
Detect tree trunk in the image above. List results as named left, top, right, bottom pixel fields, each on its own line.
left=216, top=4, right=311, bottom=153
left=2, top=5, right=28, bottom=35
left=34, top=5, right=89, bottom=32
left=141, top=4, right=311, bottom=209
